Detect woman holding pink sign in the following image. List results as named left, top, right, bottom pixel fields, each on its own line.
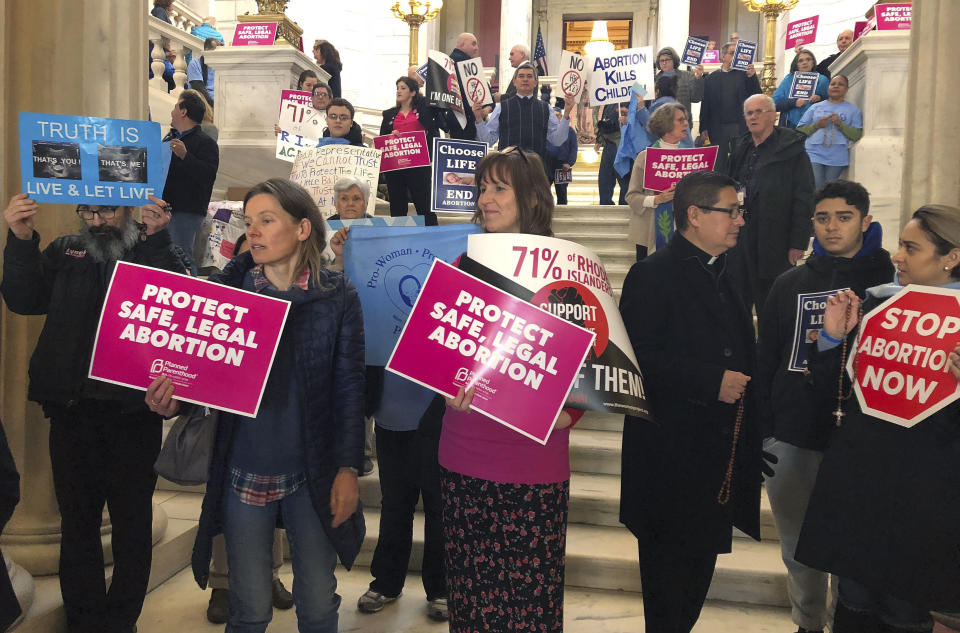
left=440, top=147, right=584, bottom=633
left=380, top=75, right=448, bottom=226
left=147, top=178, right=366, bottom=633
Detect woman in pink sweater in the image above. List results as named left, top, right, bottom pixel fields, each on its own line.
left=440, top=147, right=584, bottom=633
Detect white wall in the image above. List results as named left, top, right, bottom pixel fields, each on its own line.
left=775, top=0, right=877, bottom=75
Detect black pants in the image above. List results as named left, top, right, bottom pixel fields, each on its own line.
left=638, top=546, right=718, bottom=633
left=598, top=140, right=631, bottom=205
left=48, top=400, right=162, bottom=633
left=385, top=167, right=437, bottom=226
left=369, top=396, right=446, bottom=600
left=554, top=183, right=569, bottom=205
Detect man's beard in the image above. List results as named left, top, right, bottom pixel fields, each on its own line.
left=78, top=215, right=140, bottom=263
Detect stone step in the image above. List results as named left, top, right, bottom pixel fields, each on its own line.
left=356, top=508, right=788, bottom=607
left=575, top=410, right=624, bottom=432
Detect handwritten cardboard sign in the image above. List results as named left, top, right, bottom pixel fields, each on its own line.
left=558, top=50, right=586, bottom=100
left=275, top=89, right=326, bottom=162
left=875, top=4, right=911, bottom=31
left=290, top=144, right=382, bottom=217
left=89, top=262, right=290, bottom=416
left=588, top=46, right=655, bottom=106
left=732, top=40, right=757, bottom=71
left=232, top=22, right=278, bottom=46
left=681, top=37, right=709, bottom=66
left=785, top=16, right=819, bottom=50
left=374, top=131, right=431, bottom=172
left=19, top=113, right=164, bottom=206
left=386, top=259, right=595, bottom=444
left=642, top=146, right=719, bottom=192
left=789, top=71, right=820, bottom=100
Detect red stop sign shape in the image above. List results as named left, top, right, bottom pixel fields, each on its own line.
left=848, top=285, right=960, bottom=427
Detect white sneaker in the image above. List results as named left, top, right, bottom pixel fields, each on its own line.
left=357, top=589, right=399, bottom=613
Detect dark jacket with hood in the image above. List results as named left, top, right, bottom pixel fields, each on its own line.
left=0, top=226, right=186, bottom=412
left=191, top=253, right=366, bottom=588
left=380, top=93, right=448, bottom=159
left=727, top=126, right=815, bottom=280
left=756, top=222, right=893, bottom=449
left=796, top=281, right=960, bottom=611
left=323, top=121, right=364, bottom=147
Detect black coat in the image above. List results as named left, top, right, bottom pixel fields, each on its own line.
left=161, top=125, right=219, bottom=216
left=699, top=69, right=760, bottom=140
left=446, top=48, right=477, bottom=140
left=0, top=227, right=187, bottom=410
left=380, top=95, right=448, bottom=158
left=0, top=418, right=20, bottom=631
left=757, top=230, right=894, bottom=448
left=192, top=253, right=366, bottom=588
left=320, top=62, right=342, bottom=98
left=618, top=232, right=762, bottom=554
left=727, top=127, right=815, bottom=280
left=795, top=290, right=960, bottom=611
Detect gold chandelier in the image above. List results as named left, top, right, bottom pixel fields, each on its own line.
left=391, top=1, right=444, bottom=67
left=742, top=0, right=801, bottom=95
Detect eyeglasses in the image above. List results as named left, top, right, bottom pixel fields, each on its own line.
left=326, top=113, right=352, bottom=121
left=697, top=204, right=745, bottom=219
left=744, top=108, right=773, bottom=117
left=76, top=205, right=119, bottom=220
left=500, top=146, right=530, bottom=164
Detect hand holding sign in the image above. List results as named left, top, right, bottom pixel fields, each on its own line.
left=145, top=375, right=180, bottom=417
left=558, top=50, right=586, bottom=100
left=142, top=194, right=173, bottom=236
left=3, top=193, right=39, bottom=241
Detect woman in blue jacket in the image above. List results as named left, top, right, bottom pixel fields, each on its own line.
left=773, top=49, right=829, bottom=128
left=147, top=178, right=366, bottom=633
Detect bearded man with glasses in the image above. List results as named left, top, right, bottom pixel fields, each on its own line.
left=1, top=192, right=187, bottom=633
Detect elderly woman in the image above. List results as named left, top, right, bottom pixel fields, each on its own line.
left=773, top=48, right=829, bottom=129
left=625, top=103, right=692, bottom=261
left=653, top=46, right=703, bottom=115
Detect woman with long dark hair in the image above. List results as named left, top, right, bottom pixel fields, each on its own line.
left=380, top=75, right=447, bottom=226
left=440, top=148, right=583, bottom=632
left=146, top=178, right=366, bottom=633
left=313, top=40, right=343, bottom=98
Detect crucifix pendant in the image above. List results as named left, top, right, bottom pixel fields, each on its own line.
left=833, top=407, right=845, bottom=426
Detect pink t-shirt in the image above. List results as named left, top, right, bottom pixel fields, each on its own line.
left=392, top=109, right=426, bottom=134
left=438, top=406, right=582, bottom=484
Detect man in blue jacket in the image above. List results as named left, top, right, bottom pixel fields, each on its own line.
left=547, top=103, right=578, bottom=205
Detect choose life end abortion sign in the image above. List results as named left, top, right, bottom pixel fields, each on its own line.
left=387, top=259, right=595, bottom=445
left=848, top=285, right=960, bottom=427
left=20, top=113, right=164, bottom=206
left=588, top=46, right=654, bottom=106
left=89, top=262, right=291, bottom=417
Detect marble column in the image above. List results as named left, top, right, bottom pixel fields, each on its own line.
left=900, top=0, right=960, bottom=223
left=499, top=0, right=532, bottom=99
left=655, top=0, right=690, bottom=56
left=0, top=0, right=167, bottom=589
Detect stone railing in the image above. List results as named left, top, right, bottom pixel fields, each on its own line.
left=146, top=0, right=204, bottom=33
left=148, top=15, right=204, bottom=99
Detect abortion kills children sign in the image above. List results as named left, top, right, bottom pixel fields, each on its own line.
left=456, top=58, right=493, bottom=108
left=789, top=72, right=820, bottom=100
left=785, top=16, right=819, bottom=49
left=232, top=22, right=278, bottom=46
left=558, top=50, right=586, bottom=100
left=89, top=262, right=290, bottom=416
left=387, top=260, right=595, bottom=445
left=431, top=138, right=487, bottom=214
left=20, top=113, right=164, bottom=206
left=642, top=146, right=719, bottom=192
left=373, top=131, right=431, bottom=172
left=588, top=46, right=655, bottom=106
left=464, top=233, right=653, bottom=421
left=848, top=285, right=960, bottom=427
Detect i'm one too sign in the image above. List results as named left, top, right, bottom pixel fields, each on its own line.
left=848, top=286, right=960, bottom=427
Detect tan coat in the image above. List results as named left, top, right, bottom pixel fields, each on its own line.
left=624, top=139, right=681, bottom=251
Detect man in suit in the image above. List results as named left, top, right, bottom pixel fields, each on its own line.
left=618, top=170, right=771, bottom=633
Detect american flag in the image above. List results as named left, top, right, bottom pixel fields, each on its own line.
left=534, top=25, right=548, bottom=75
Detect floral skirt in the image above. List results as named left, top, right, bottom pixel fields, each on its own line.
left=440, top=468, right=570, bottom=632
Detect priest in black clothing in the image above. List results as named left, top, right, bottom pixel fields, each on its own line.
left=472, top=62, right=574, bottom=173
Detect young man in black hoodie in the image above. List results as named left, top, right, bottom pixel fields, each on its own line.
left=756, top=180, right=893, bottom=633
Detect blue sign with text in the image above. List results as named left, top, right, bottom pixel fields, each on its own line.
left=431, top=137, right=487, bottom=214
left=19, top=113, right=164, bottom=206
left=789, top=288, right=849, bottom=371
left=732, top=40, right=757, bottom=71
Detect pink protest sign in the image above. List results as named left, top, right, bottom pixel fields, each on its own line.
left=875, top=4, right=911, bottom=30
left=89, top=262, right=290, bottom=416
left=232, top=22, right=279, bottom=46
left=386, top=260, right=595, bottom=445
left=702, top=49, right=721, bottom=64
left=373, top=131, right=431, bottom=172
left=785, top=16, right=819, bottom=49
left=854, top=20, right=873, bottom=41
left=643, top=146, right=719, bottom=192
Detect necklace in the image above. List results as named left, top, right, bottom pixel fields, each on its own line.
left=717, top=396, right=745, bottom=506
left=832, top=301, right=864, bottom=425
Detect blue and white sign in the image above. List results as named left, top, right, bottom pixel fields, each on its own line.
left=588, top=46, right=655, bottom=106
left=431, top=137, right=487, bottom=215
left=788, top=72, right=820, bottom=100
left=732, top=40, right=757, bottom=71
left=343, top=223, right=481, bottom=365
left=19, top=112, right=164, bottom=205
left=789, top=288, right=849, bottom=372
left=681, top=37, right=708, bottom=66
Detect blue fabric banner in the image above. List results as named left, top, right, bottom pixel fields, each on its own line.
left=19, top=112, right=164, bottom=205
left=343, top=223, right=482, bottom=365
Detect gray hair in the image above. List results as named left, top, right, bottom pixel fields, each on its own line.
left=333, top=176, right=370, bottom=205
left=511, top=44, right=530, bottom=60
left=646, top=103, right=687, bottom=139
left=721, top=41, right=736, bottom=56
left=743, top=94, right=775, bottom=114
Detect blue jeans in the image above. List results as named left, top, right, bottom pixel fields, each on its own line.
left=167, top=212, right=205, bottom=274
left=811, top=163, right=847, bottom=191
left=223, top=485, right=340, bottom=633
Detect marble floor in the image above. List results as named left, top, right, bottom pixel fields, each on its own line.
left=137, top=564, right=794, bottom=633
